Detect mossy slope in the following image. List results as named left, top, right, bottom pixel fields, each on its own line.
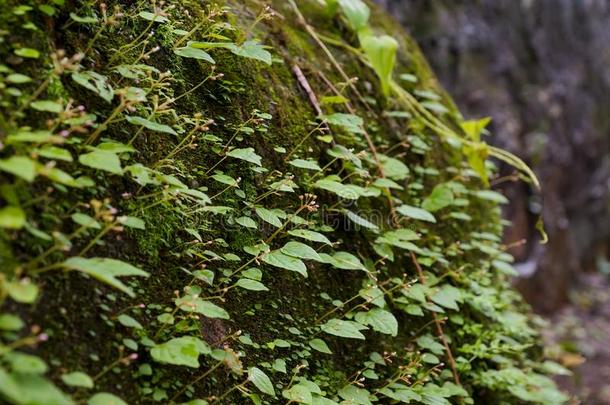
left=0, top=1, right=566, bottom=404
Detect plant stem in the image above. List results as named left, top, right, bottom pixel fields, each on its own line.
left=78, top=222, right=116, bottom=256
left=409, top=251, right=461, bottom=386
left=86, top=102, right=126, bottom=145
left=170, top=361, right=223, bottom=403
left=204, top=156, right=227, bottom=176
left=283, top=122, right=324, bottom=162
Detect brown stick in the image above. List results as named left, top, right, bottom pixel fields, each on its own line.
left=292, top=64, right=323, bottom=116
left=288, top=0, right=371, bottom=113
left=410, top=251, right=461, bottom=386
left=288, top=0, right=396, bottom=215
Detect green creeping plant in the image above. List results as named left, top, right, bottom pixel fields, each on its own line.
left=0, top=0, right=565, bottom=404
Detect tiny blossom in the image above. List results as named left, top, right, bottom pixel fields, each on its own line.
left=38, top=333, right=49, bottom=342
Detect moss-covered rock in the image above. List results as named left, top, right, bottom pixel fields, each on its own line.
left=0, top=0, right=567, bottom=404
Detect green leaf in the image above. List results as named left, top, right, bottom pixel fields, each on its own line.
left=61, top=372, right=93, bottom=388
left=344, top=210, right=379, bottom=230
left=0, top=156, right=36, bottom=182
left=288, top=229, right=332, bottom=246
left=261, top=250, right=308, bottom=277
left=338, top=385, right=373, bottom=405
left=151, top=336, right=210, bottom=368
left=376, top=228, right=420, bottom=251
left=312, top=395, right=339, bottom=405
left=236, top=216, right=257, bottom=229
left=39, top=166, right=81, bottom=187
left=321, top=319, right=366, bottom=340
left=283, top=384, right=313, bottom=404
left=360, top=35, right=398, bottom=97
left=70, top=12, right=98, bottom=23
left=461, top=117, right=491, bottom=143
left=119, top=216, right=146, bottom=230
left=327, top=251, right=366, bottom=271
left=14, top=47, right=40, bottom=58
left=396, top=204, right=436, bottom=223
left=71, top=213, right=101, bottom=229
left=211, top=173, right=239, bottom=186
left=175, top=296, right=230, bottom=319
left=6, top=130, right=61, bottom=144
left=421, top=101, right=449, bottom=114
left=235, top=278, right=268, bottom=291
left=320, top=95, right=348, bottom=105
left=272, top=359, right=287, bottom=373
left=359, top=285, right=386, bottom=308
left=7, top=279, right=39, bottom=303
left=39, top=5, right=56, bottom=16
left=540, top=361, right=572, bottom=376
left=378, top=154, right=409, bottom=180
left=232, top=41, right=272, bottom=65
left=6, top=73, right=32, bottom=83
left=327, top=144, right=362, bottom=167
left=61, top=257, right=149, bottom=297
left=338, top=0, right=370, bottom=31
left=492, top=260, right=518, bottom=276
left=464, top=143, right=490, bottom=185
left=36, top=146, right=73, bottom=162
left=430, top=285, right=462, bottom=311
left=280, top=241, right=323, bottom=262
left=354, top=309, right=398, bottom=336
left=255, top=207, right=282, bottom=228
left=72, top=71, right=114, bottom=103
left=0, top=314, right=24, bottom=331
left=117, top=314, right=143, bottom=329
left=288, top=159, right=322, bottom=171
left=416, top=334, right=445, bottom=356
left=174, top=47, right=215, bottom=63
left=125, top=116, right=177, bottom=135
left=309, top=338, right=332, bottom=354
left=0, top=206, right=26, bottom=229
left=248, top=367, right=275, bottom=397
left=0, top=372, right=72, bottom=405
left=314, top=178, right=366, bottom=200
left=88, top=392, right=127, bottom=405
left=79, top=150, right=122, bottom=174
left=321, top=113, right=364, bottom=134
left=372, top=178, right=403, bottom=190
left=138, top=11, right=168, bottom=23
left=473, top=190, right=509, bottom=204
left=31, top=100, right=63, bottom=113
left=244, top=242, right=269, bottom=256
left=379, top=386, right=421, bottom=403
left=0, top=368, right=21, bottom=403
left=97, top=141, right=136, bottom=154
left=226, top=147, right=262, bottom=166
left=422, top=183, right=454, bottom=212
left=193, top=269, right=215, bottom=285
left=422, top=353, right=440, bottom=364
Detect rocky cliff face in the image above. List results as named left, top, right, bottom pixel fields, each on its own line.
left=378, top=0, right=610, bottom=313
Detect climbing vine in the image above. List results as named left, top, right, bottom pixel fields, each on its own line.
left=0, top=0, right=567, bottom=404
